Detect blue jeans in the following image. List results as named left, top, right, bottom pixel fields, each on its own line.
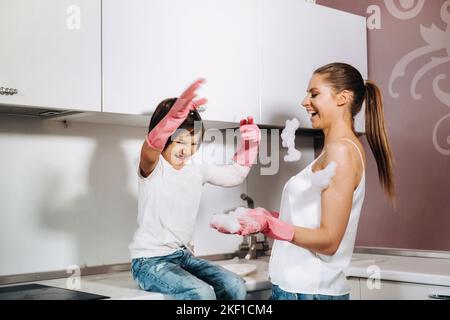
left=131, top=249, right=247, bottom=300
left=270, top=284, right=350, bottom=300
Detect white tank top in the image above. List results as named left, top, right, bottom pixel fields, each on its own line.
left=269, top=138, right=366, bottom=296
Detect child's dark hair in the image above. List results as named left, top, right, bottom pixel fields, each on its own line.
left=148, top=98, right=204, bottom=150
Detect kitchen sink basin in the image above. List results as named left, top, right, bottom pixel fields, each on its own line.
left=222, top=263, right=257, bottom=277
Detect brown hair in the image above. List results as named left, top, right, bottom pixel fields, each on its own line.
left=314, top=63, right=395, bottom=203
left=148, top=98, right=205, bottom=150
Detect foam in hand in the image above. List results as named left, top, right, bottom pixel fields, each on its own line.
left=210, top=207, right=260, bottom=234
left=281, top=118, right=302, bottom=162
left=210, top=213, right=241, bottom=234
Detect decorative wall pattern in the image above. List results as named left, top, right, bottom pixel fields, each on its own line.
left=317, top=0, right=450, bottom=251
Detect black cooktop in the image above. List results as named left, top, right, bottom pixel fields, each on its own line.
left=0, top=283, right=109, bottom=300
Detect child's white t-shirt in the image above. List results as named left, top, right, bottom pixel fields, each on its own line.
left=129, top=154, right=248, bottom=259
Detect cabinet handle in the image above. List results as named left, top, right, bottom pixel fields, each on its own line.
left=428, top=294, right=450, bottom=300
left=0, top=87, right=19, bottom=95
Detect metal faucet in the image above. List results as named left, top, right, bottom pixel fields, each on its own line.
left=237, top=193, right=269, bottom=259
left=240, top=193, right=254, bottom=209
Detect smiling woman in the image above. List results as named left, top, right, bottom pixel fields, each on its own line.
left=213, top=62, right=395, bottom=300
left=312, top=63, right=395, bottom=201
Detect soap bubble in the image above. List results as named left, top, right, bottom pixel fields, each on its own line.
left=284, top=149, right=302, bottom=162
left=281, top=118, right=302, bottom=162
left=210, top=213, right=241, bottom=234
left=311, top=161, right=337, bottom=190
left=210, top=207, right=260, bottom=234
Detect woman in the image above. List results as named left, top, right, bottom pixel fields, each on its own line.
left=214, top=63, right=395, bottom=300
left=129, top=79, right=261, bottom=300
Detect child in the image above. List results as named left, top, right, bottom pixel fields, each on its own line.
left=129, top=79, right=261, bottom=300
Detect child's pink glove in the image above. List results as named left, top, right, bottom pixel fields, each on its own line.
left=232, top=116, right=261, bottom=167
left=237, top=208, right=295, bottom=242
left=146, top=79, right=208, bottom=151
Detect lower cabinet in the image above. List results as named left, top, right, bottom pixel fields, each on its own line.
left=245, top=279, right=450, bottom=300
left=349, top=278, right=450, bottom=300
left=362, top=280, right=450, bottom=300
left=348, top=278, right=361, bottom=300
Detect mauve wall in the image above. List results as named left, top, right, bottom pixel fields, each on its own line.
left=317, top=0, right=450, bottom=251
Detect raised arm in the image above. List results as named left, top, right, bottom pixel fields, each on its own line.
left=140, top=140, right=164, bottom=178
left=202, top=162, right=250, bottom=187
left=202, top=116, right=261, bottom=187
left=140, top=79, right=207, bottom=178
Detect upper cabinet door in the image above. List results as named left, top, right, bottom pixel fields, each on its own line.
left=103, top=0, right=260, bottom=123
left=0, top=0, right=101, bottom=111
left=260, top=0, right=368, bottom=132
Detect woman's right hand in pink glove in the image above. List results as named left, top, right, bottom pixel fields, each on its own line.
left=235, top=207, right=274, bottom=235
left=146, top=79, right=208, bottom=152
left=237, top=208, right=295, bottom=242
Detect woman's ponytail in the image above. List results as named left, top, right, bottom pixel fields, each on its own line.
left=365, top=80, right=396, bottom=204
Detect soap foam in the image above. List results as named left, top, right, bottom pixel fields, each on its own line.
left=311, top=161, right=337, bottom=190
left=210, top=207, right=260, bottom=234
left=281, top=118, right=302, bottom=162
left=210, top=213, right=241, bottom=234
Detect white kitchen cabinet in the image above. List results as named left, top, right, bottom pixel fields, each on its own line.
left=348, top=277, right=361, bottom=300
left=360, top=280, right=450, bottom=300
left=102, top=0, right=367, bottom=129
left=1, top=0, right=368, bottom=127
left=102, top=0, right=260, bottom=123
left=0, top=0, right=101, bottom=112
left=259, top=0, right=367, bottom=132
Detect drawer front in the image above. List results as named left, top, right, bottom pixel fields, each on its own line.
left=360, top=280, right=450, bottom=300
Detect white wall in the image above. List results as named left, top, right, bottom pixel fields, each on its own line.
left=0, top=115, right=314, bottom=276
left=0, top=116, right=142, bottom=275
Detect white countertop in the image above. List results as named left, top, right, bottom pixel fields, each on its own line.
left=345, top=253, right=450, bottom=287
left=2, top=253, right=450, bottom=299
left=1, top=256, right=271, bottom=300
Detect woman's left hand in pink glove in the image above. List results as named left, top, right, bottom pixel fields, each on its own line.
left=237, top=207, right=295, bottom=242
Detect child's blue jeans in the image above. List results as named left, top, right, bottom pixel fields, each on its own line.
left=131, top=249, right=247, bottom=300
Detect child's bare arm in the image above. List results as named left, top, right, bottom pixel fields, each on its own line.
left=139, top=141, right=160, bottom=178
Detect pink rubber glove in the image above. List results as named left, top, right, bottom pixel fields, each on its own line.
left=237, top=208, right=295, bottom=242
left=210, top=223, right=232, bottom=235
left=232, top=116, right=261, bottom=167
left=146, top=79, right=208, bottom=151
